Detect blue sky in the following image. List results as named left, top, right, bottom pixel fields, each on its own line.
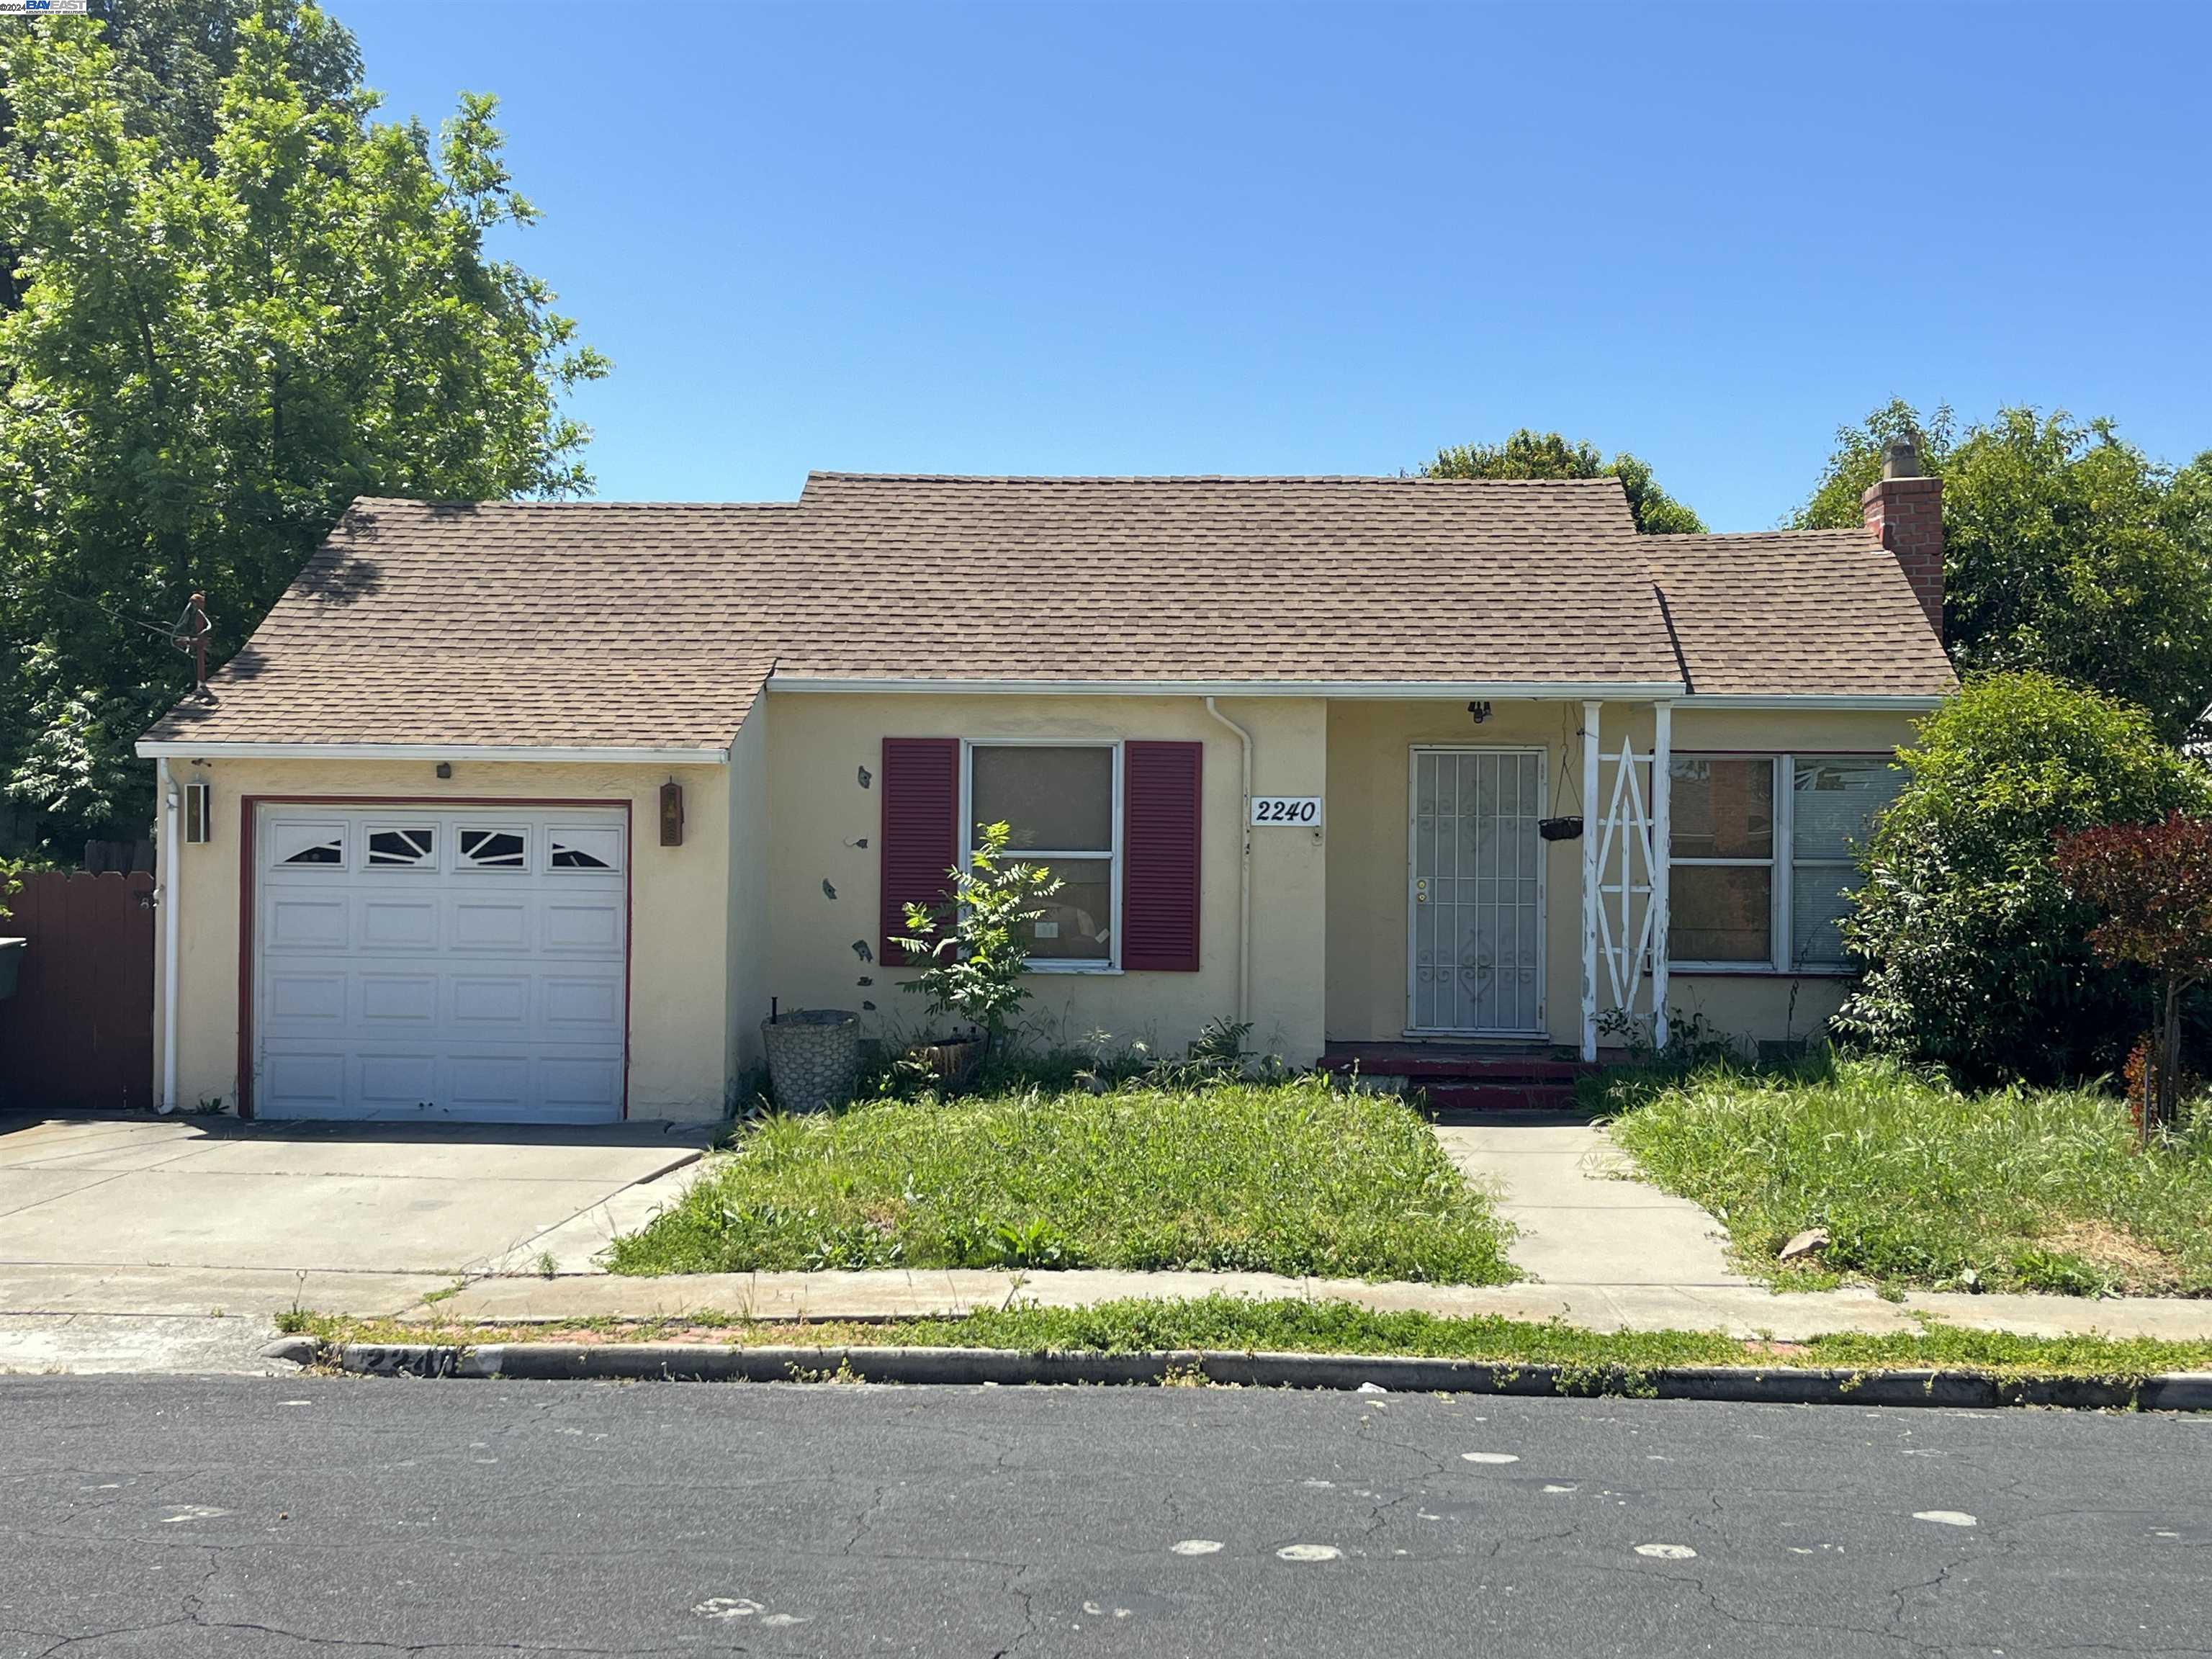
left=345, top=1, right=2209, bottom=531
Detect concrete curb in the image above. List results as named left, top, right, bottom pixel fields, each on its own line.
left=288, top=1340, right=2212, bottom=1411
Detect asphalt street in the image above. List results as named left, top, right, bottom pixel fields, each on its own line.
left=2, top=1375, right=2208, bottom=1657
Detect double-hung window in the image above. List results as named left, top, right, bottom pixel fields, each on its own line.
left=966, top=742, right=1120, bottom=968
left=1667, top=754, right=1903, bottom=972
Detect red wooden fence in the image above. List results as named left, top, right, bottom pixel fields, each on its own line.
left=0, top=871, right=156, bottom=1112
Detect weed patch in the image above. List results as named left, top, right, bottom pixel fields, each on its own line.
left=608, top=1076, right=1515, bottom=1285
left=1604, top=1058, right=2212, bottom=1295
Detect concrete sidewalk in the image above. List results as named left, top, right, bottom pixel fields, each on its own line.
left=410, top=1262, right=2212, bottom=1342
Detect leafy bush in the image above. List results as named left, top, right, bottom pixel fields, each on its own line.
left=1838, top=671, right=2210, bottom=1082
left=607, top=1076, right=1517, bottom=1285
left=0, top=857, right=22, bottom=925
left=1606, top=1058, right=2212, bottom=1295
left=895, top=819, right=1061, bottom=1046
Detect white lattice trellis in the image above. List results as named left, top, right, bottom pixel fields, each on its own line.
left=1579, top=702, right=1672, bottom=1058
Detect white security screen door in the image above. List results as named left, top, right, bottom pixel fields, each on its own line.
left=256, top=806, right=628, bottom=1123
left=1408, top=748, right=1545, bottom=1035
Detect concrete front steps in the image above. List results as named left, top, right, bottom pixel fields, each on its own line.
left=1319, top=1043, right=1599, bottom=1114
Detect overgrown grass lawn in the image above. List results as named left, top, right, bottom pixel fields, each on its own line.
left=608, top=1079, right=1516, bottom=1284
left=1605, top=1059, right=2212, bottom=1296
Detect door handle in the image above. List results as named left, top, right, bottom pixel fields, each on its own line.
left=1415, top=878, right=1429, bottom=905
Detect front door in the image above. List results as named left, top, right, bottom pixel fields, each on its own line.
left=1408, top=747, right=1545, bottom=1035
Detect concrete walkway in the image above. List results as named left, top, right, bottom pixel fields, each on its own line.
left=1430, top=1118, right=1750, bottom=1289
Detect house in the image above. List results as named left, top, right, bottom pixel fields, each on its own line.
left=136, top=446, right=1954, bottom=1124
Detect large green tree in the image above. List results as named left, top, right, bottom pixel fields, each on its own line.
left=1423, top=429, right=1707, bottom=534
left=1798, top=400, right=2212, bottom=745
left=0, top=3, right=606, bottom=851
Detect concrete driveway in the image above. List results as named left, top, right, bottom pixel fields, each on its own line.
left=0, top=1113, right=712, bottom=1322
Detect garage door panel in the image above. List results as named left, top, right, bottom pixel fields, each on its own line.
left=265, top=973, right=346, bottom=1028
left=262, top=1051, right=346, bottom=1112
left=257, top=806, right=629, bottom=1125
left=359, top=974, right=439, bottom=1024
left=451, top=899, right=531, bottom=951
left=450, top=975, right=531, bottom=1029
left=444, top=1054, right=534, bottom=1113
left=539, top=1056, right=625, bottom=1112
left=359, top=895, right=439, bottom=950
left=541, top=975, right=621, bottom=1030
left=356, top=1053, right=440, bottom=1110
left=266, top=895, right=350, bottom=950
left=541, top=901, right=621, bottom=953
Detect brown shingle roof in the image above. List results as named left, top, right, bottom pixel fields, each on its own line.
left=145, top=500, right=793, bottom=750
left=1647, top=529, right=1957, bottom=697
left=143, top=476, right=1953, bottom=750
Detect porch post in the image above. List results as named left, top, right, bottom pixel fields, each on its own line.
left=1580, top=699, right=1600, bottom=1063
left=1651, top=701, right=1672, bottom=1052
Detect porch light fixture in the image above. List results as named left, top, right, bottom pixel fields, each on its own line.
left=660, top=777, right=685, bottom=847
left=181, top=780, right=212, bottom=844
left=1467, top=700, right=1492, bottom=724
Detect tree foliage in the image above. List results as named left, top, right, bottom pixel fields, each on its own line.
left=1423, top=429, right=1706, bottom=534
left=0, top=3, right=606, bottom=850
left=1838, top=671, right=2212, bottom=1085
left=896, top=821, right=1064, bottom=1045
left=1798, top=400, right=2212, bottom=744
left=2054, top=812, right=2212, bottom=1136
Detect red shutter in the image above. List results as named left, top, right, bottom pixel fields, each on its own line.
left=881, top=737, right=961, bottom=962
left=1121, top=740, right=1202, bottom=971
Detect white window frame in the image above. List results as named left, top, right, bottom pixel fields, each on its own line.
left=960, top=738, right=1123, bottom=974
left=1668, top=752, right=1898, bottom=976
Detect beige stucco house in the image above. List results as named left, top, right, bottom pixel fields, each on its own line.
left=137, top=457, right=1954, bottom=1125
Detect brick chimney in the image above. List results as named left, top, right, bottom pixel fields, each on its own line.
left=1861, top=437, right=1943, bottom=633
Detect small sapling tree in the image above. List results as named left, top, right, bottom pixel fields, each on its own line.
left=2054, top=811, right=2212, bottom=1139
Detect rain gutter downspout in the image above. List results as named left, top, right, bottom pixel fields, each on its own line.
left=1203, top=698, right=1253, bottom=1028
left=158, top=758, right=179, bottom=1114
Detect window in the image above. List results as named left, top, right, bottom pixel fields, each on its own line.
left=459, top=828, right=528, bottom=870
left=1789, top=757, right=1905, bottom=968
left=280, top=836, right=343, bottom=868
left=366, top=827, right=435, bottom=868
left=549, top=827, right=619, bottom=871
left=1667, top=754, right=1901, bottom=972
left=968, top=743, right=1117, bottom=966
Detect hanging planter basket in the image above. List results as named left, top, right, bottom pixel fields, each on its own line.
left=1538, top=816, right=1584, bottom=842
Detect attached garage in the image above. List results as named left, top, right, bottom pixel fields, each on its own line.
left=252, top=805, right=629, bottom=1123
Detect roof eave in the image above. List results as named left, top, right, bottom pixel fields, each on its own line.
left=765, top=675, right=1691, bottom=700
left=133, top=739, right=732, bottom=764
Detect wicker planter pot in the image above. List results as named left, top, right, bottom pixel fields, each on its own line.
left=760, top=1010, right=860, bottom=1115
left=0, top=939, right=22, bottom=1002
left=914, top=1034, right=986, bottom=1087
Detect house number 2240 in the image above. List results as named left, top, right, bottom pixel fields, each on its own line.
left=1250, top=796, right=1322, bottom=827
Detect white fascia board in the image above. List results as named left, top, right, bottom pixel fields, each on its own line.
left=132, top=740, right=730, bottom=764
left=1675, top=694, right=1949, bottom=712
left=766, top=676, right=1690, bottom=700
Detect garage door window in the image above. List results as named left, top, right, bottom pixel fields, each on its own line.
left=549, top=827, right=620, bottom=871
left=459, top=828, right=528, bottom=869
left=367, top=827, right=436, bottom=868
left=275, top=827, right=345, bottom=868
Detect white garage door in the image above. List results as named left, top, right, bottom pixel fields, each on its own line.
left=256, top=806, right=628, bottom=1123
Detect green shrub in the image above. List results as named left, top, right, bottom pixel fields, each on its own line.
left=1839, top=670, right=2210, bottom=1082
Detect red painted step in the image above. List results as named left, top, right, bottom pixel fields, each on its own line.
left=1420, top=1082, right=1583, bottom=1112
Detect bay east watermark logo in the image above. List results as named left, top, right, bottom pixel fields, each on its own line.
left=0, top=1, right=92, bottom=13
